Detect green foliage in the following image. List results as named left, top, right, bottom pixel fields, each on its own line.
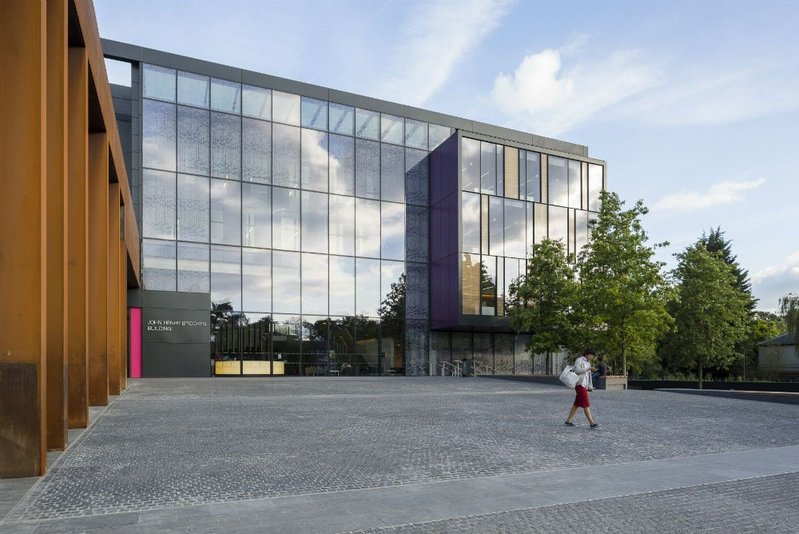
left=507, top=239, right=578, bottom=358
left=698, top=227, right=757, bottom=312
left=668, top=244, right=750, bottom=387
left=576, top=191, right=671, bottom=376
left=780, top=293, right=799, bottom=354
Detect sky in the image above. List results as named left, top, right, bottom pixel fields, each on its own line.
left=96, top=0, right=799, bottom=312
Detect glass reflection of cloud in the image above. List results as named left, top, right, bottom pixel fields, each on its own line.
left=356, top=258, right=380, bottom=317
left=329, top=257, right=355, bottom=316
left=381, top=202, right=405, bottom=260
left=302, top=253, right=328, bottom=315
left=302, top=130, right=329, bottom=191
left=356, top=199, right=380, bottom=258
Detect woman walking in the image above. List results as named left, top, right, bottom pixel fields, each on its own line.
left=565, top=349, right=600, bottom=428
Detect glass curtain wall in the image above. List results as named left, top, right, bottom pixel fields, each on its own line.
left=459, top=136, right=603, bottom=320
left=141, top=63, right=453, bottom=375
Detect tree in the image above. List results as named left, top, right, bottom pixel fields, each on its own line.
left=507, top=239, right=578, bottom=372
left=576, top=191, right=671, bottom=376
left=698, top=227, right=757, bottom=313
left=669, top=244, right=749, bottom=388
left=780, top=293, right=799, bottom=355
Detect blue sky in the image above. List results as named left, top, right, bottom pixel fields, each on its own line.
left=96, top=0, right=799, bottom=312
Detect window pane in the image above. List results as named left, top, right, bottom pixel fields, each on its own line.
left=356, top=258, right=380, bottom=317
left=143, top=169, right=176, bottom=239
left=381, top=144, right=404, bottom=202
left=380, top=114, right=403, bottom=145
left=589, top=164, right=603, bottom=211
left=242, top=85, right=271, bottom=120
left=329, top=102, right=354, bottom=135
left=462, top=253, right=479, bottom=315
left=177, top=174, right=209, bottom=242
left=329, top=256, right=355, bottom=316
left=461, top=138, right=479, bottom=192
left=329, top=194, right=354, bottom=256
left=356, top=198, right=380, bottom=258
left=177, top=106, right=209, bottom=175
left=211, top=78, right=241, bottom=114
left=143, top=239, right=176, bottom=291
left=429, top=124, right=452, bottom=150
left=177, top=71, right=209, bottom=108
left=242, top=183, right=270, bottom=248
left=301, top=97, right=328, bottom=130
left=548, top=156, right=568, bottom=207
left=489, top=197, right=503, bottom=256
left=569, top=159, right=581, bottom=208
left=462, top=192, right=480, bottom=254
left=355, top=139, right=380, bottom=199
left=496, top=145, right=505, bottom=197
left=380, top=260, right=407, bottom=310
left=210, top=179, right=241, bottom=245
left=302, top=191, right=328, bottom=253
left=273, top=251, right=300, bottom=314
left=242, top=118, right=271, bottom=183
left=504, top=259, right=520, bottom=315
left=143, top=99, right=176, bottom=171
left=534, top=203, right=547, bottom=245
left=211, top=112, right=241, bottom=179
left=548, top=205, right=568, bottom=246
left=302, top=253, right=328, bottom=315
left=381, top=202, right=405, bottom=260
left=504, top=199, right=526, bottom=258
left=178, top=242, right=209, bottom=293
left=329, top=134, right=354, bottom=195
left=143, top=64, right=175, bottom=102
left=525, top=152, right=541, bottom=202
left=576, top=210, right=589, bottom=254
left=273, top=124, right=300, bottom=188
left=242, top=248, right=271, bottom=312
left=211, top=245, right=241, bottom=310
left=404, top=119, right=427, bottom=149
left=355, top=108, right=379, bottom=140
left=301, top=129, right=329, bottom=192
left=480, top=141, right=496, bottom=195
left=481, top=256, right=497, bottom=315
left=272, top=187, right=300, bottom=250
left=273, top=91, right=300, bottom=125
left=405, top=148, right=428, bottom=206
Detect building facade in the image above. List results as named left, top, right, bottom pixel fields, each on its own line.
left=103, top=40, right=606, bottom=379
left=1, top=0, right=140, bottom=478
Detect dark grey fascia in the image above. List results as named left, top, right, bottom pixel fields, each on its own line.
left=101, top=38, right=592, bottom=158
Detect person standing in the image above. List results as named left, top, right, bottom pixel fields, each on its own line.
left=565, top=349, right=600, bottom=428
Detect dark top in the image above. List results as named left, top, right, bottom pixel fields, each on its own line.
left=597, top=361, right=609, bottom=377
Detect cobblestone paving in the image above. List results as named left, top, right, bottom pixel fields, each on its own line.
left=343, top=472, right=799, bottom=533
left=6, top=377, right=799, bottom=522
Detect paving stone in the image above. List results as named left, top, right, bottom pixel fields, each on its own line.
left=341, top=472, right=799, bottom=533
left=2, top=377, right=798, bottom=530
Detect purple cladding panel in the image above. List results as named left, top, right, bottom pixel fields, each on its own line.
left=430, top=133, right=459, bottom=329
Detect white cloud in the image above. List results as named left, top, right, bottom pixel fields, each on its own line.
left=752, top=252, right=799, bottom=311
left=652, top=178, right=766, bottom=213
left=375, top=0, right=515, bottom=107
left=490, top=41, right=662, bottom=136
left=753, top=252, right=799, bottom=285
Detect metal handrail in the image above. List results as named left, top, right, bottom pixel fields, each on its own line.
left=438, top=361, right=462, bottom=377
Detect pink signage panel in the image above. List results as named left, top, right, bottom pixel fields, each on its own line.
left=130, top=307, right=142, bottom=378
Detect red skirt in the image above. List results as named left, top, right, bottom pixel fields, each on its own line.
left=573, top=385, right=590, bottom=408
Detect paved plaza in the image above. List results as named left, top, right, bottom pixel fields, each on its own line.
left=1, top=377, right=798, bottom=533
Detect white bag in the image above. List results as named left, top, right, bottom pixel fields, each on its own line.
left=559, top=365, right=579, bottom=388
